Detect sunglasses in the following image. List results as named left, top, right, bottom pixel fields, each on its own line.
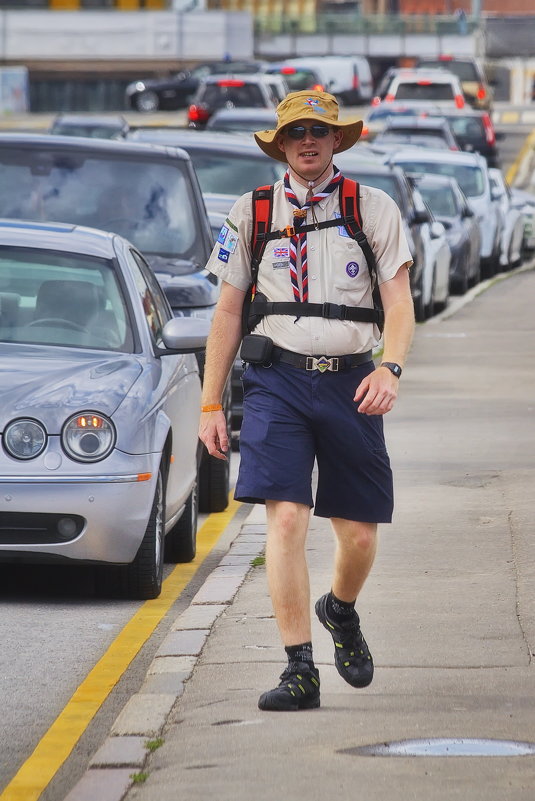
left=285, top=124, right=332, bottom=140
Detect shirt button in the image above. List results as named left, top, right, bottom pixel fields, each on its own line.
left=311, top=275, right=317, bottom=280
left=310, top=246, right=315, bottom=251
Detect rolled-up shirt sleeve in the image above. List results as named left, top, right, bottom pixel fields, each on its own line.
left=205, top=193, right=254, bottom=292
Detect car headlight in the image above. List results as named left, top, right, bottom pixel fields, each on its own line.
left=3, top=419, right=47, bottom=460
left=62, top=412, right=115, bottom=462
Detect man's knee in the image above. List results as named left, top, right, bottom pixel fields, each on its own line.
left=266, top=501, right=310, bottom=545
left=332, top=519, right=377, bottom=553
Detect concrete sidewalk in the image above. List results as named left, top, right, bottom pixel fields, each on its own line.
left=66, top=266, right=535, bottom=801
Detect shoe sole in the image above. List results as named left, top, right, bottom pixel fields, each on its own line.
left=258, top=696, right=320, bottom=712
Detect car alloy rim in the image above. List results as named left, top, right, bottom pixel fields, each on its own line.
left=138, top=91, right=158, bottom=112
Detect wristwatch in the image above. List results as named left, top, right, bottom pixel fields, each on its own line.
left=380, top=362, right=402, bottom=378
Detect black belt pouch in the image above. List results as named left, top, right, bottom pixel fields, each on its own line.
left=240, top=334, right=274, bottom=365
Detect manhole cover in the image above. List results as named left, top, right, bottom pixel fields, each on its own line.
left=339, top=738, right=535, bottom=757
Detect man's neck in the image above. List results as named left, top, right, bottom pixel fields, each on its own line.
left=289, top=162, right=334, bottom=189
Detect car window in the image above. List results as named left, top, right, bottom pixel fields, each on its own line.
left=0, top=150, right=203, bottom=262
left=200, top=83, right=266, bottom=108
left=267, top=67, right=318, bottom=91
left=0, top=246, right=133, bottom=351
left=397, top=160, right=485, bottom=198
left=445, top=116, right=485, bottom=139
left=126, top=250, right=167, bottom=346
left=50, top=124, right=121, bottom=139
left=186, top=150, right=285, bottom=195
left=419, top=185, right=458, bottom=217
left=130, top=249, right=172, bottom=325
left=419, top=60, right=480, bottom=82
left=394, top=82, right=455, bottom=101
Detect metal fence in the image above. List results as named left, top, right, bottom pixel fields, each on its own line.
left=254, top=13, right=479, bottom=36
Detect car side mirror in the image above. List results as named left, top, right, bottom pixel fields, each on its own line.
left=412, top=208, right=431, bottom=225
left=491, top=186, right=503, bottom=201
left=159, top=317, right=210, bottom=355
left=430, top=221, right=445, bottom=239
left=462, top=206, right=474, bottom=218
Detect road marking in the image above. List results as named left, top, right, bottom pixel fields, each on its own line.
left=0, top=495, right=241, bottom=801
left=506, top=129, right=535, bottom=186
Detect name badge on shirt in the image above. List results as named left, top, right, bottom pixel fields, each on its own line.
left=335, top=212, right=350, bottom=238
left=272, top=260, right=290, bottom=270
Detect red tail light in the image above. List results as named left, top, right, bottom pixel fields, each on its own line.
left=477, top=85, right=486, bottom=100
left=385, top=94, right=395, bottom=102
left=417, top=79, right=432, bottom=86
left=352, top=74, right=360, bottom=90
left=281, top=67, right=297, bottom=74
left=482, top=112, right=495, bottom=145
left=438, top=54, right=453, bottom=61
left=312, top=83, right=324, bottom=92
left=188, top=104, right=210, bottom=123
left=371, top=96, right=381, bottom=106
left=217, top=79, right=245, bottom=87
left=455, top=94, right=465, bottom=108
left=361, top=125, right=369, bottom=138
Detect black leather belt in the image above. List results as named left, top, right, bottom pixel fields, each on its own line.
left=271, top=347, right=373, bottom=372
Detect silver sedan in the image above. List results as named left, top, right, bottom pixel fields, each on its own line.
left=0, top=220, right=209, bottom=599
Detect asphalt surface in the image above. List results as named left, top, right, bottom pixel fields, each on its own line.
left=63, top=261, right=535, bottom=801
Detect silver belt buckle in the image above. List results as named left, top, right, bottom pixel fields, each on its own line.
left=306, top=356, right=339, bottom=373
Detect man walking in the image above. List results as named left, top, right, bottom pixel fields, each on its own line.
left=199, top=90, right=414, bottom=711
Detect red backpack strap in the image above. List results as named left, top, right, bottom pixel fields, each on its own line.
left=339, top=177, right=384, bottom=333
left=251, top=185, right=274, bottom=283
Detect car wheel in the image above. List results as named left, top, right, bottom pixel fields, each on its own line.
left=135, top=91, right=160, bottom=113
left=120, top=468, right=165, bottom=599
left=164, top=480, right=198, bottom=563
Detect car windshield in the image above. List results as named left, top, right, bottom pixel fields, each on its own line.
left=267, top=68, right=318, bottom=91
left=395, top=82, right=455, bottom=101
left=0, top=246, right=134, bottom=351
left=200, top=83, right=266, bottom=108
left=186, top=149, right=285, bottom=195
left=419, top=60, right=480, bottom=82
left=0, top=149, right=203, bottom=261
left=395, top=160, right=485, bottom=197
left=444, top=115, right=485, bottom=140
left=50, top=124, right=121, bottom=139
left=418, top=185, right=458, bottom=216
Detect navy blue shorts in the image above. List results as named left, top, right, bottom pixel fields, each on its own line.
left=235, top=361, right=394, bottom=523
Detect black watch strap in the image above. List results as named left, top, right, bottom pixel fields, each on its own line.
left=380, top=361, right=402, bottom=378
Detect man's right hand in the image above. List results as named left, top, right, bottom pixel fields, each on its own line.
left=199, top=410, right=229, bottom=461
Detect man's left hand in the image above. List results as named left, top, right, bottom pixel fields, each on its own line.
left=353, top=366, right=399, bottom=415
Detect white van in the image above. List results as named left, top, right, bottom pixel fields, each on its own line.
left=283, top=55, right=373, bottom=105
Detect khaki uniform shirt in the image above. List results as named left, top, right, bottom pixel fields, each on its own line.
left=206, top=171, right=413, bottom=355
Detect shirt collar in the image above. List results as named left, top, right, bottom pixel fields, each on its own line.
left=289, top=168, right=335, bottom=206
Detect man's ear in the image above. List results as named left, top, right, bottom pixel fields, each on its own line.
left=333, top=129, right=344, bottom=149
left=276, top=133, right=286, bottom=157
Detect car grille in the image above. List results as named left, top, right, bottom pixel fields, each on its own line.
left=0, top=513, right=85, bottom=544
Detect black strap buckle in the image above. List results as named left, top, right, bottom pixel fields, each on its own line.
left=321, top=302, right=347, bottom=320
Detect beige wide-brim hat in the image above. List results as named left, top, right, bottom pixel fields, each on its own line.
left=254, top=90, right=363, bottom=163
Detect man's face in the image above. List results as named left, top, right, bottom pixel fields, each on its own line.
left=276, top=120, right=343, bottom=180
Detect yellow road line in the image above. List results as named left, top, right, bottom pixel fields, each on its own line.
left=0, top=496, right=241, bottom=801
left=506, top=129, right=535, bottom=186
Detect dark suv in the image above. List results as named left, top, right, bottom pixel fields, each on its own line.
left=188, top=74, right=287, bottom=129
left=0, top=133, right=229, bottom=513
left=125, top=59, right=267, bottom=113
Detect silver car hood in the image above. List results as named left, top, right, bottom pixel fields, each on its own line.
left=0, top=344, right=142, bottom=433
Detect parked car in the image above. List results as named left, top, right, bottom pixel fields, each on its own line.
left=417, top=55, right=493, bottom=111
left=372, top=68, right=465, bottom=109
left=510, top=187, right=535, bottom=255
left=488, top=168, right=525, bottom=271
left=334, top=151, right=438, bottom=321
left=125, top=59, right=267, bottom=112
left=127, top=127, right=287, bottom=433
left=275, top=55, right=373, bottom=104
left=385, top=148, right=502, bottom=278
left=371, top=115, right=460, bottom=151
left=187, top=73, right=288, bottom=130
left=361, top=101, right=445, bottom=140
left=48, top=114, right=129, bottom=140
left=205, top=107, right=277, bottom=133
left=427, top=108, right=502, bottom=167
left=0, top=132, right=230, bottom=514
left=414, top=173, right=481, bottom=293
left=0, top=219, right=209, bottom=599
left=262, top=63, right=325, bottom=93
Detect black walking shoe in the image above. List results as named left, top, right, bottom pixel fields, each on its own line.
left=258, top=661, right=320, bottom=711
left=315, top=594, right=374, bottom=688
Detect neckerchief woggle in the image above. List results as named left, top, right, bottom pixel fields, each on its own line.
left=283, top=167, right=343, bottom=303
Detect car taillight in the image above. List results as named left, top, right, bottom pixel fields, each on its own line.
left=217, top=80, right=245, bottom=87
left=352, top=74, right=360, bottom=90
left=438, top=54, right=453, bottom=61
left=371, top=96, right=381, bottom=106
left=312, top=83, right=324, bottom=92
left=385, top=94, right=395, bottom=102
left=361, top=125, right=369, bottom=138
left=281, top=67, right=296, bottom=74
left=482, top=113, right=495, bottom=145
left=417, top=80, right=432, bottom=86
left=188, top=104, right=210, bottom=122
left=455, top=94, right=465, bottom=108
left=477, top=85, right=486, bottom=100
